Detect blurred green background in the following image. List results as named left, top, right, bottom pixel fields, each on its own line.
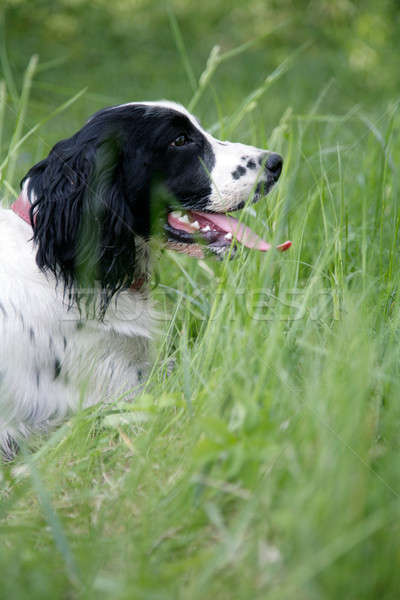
left=1, top=2, right=400, bottom=599
left=2, top=0, right=400, bottom=142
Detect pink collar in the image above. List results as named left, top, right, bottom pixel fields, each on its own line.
left=11, top=193, right=146, bottom=292
left=11, top=193, right=33, bottom=226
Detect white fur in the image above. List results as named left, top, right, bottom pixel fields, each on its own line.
left=207, top=141, right=268, bottom=211
left=0, top=208, right=153, bottom=452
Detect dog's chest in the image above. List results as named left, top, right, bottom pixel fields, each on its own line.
left=0, top=209, right=153, bottom=420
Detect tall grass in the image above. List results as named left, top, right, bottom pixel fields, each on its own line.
left=0, top=43, right=86, bottom=205
left=1, top=30, right=400, bottom=600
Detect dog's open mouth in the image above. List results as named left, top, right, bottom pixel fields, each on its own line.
left=165, top=210, right=292, bottom=258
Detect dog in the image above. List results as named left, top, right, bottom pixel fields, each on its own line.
left=0, top=100, right=289, bottom=459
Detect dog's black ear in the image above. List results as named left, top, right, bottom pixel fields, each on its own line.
left=22, top=119, right=151, bottom=309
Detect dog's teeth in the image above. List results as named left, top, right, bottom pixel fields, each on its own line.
left=178, top=215, right=190, bottom=224
left=201, top=225, right=211, bottom=232
left=191, top=220, right=200, bottom=230
left=171, top=210, right=182, bottom=218
left=224, top=232, right=232, bottom=240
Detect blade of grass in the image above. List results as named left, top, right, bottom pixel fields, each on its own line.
left=0, top=79, right=6, bottom=158
left=27, top=457, right=81, bottom=587
left=0, top=17, right=18, bottom=108
left=3, top=54, right=38, bottom=201
left=0, top=86, right=87, bottom=176
left=167, top=4, right=197, bottom=94
left=188, top=23, right=289, bottom=113
left=227, top=42, right=311, bottom=134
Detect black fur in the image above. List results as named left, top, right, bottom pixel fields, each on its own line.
left=22, top=104, right=215, bottom=312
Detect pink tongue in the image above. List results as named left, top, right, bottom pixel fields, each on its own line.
left=190, top=211, right=291, bottom=252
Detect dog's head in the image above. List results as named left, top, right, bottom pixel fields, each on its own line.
left=22, top=101, right=287, bottom=304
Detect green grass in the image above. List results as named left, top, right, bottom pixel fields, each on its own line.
left=1, top=3, right=400, bottom=598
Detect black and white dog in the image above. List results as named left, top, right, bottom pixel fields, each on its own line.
left=0, top=101, right=289, bottom=458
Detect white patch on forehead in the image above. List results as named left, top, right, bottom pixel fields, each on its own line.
left=112, top=100, right=202, bottom=130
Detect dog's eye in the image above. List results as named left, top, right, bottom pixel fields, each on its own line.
left=171, top=134, right=189, bottom=147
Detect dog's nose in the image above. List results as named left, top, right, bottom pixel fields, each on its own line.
left=266, top=153, right=283, bottom=180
